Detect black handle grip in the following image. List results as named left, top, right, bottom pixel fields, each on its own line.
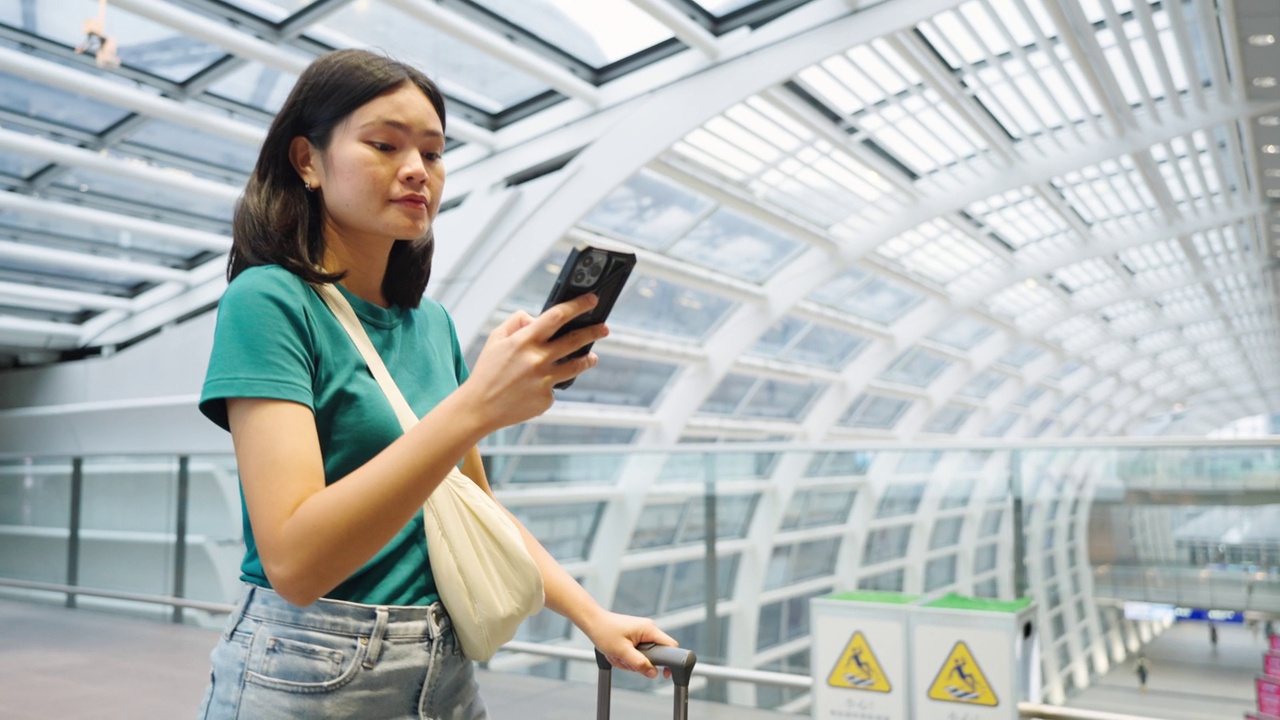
left=593, top=643, right=697, bottom=688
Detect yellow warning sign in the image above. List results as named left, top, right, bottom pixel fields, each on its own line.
left=827, top=631, right=891, bottom=693
left=926, top=641, right=998, bottom=706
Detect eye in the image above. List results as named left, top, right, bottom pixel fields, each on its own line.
left=422, top=151, right=442, bottom=162
left=370, top=141, right=395, bottom=152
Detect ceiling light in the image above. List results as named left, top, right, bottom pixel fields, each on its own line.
left=1249, top=34, right=1277, bottom=46
left=1262, top=116, right=1280, bottom=126
left=1266, top=145, right=1280, bottom=154
left=1267, top=169, right=1280, bottom=177
left=1256, top=77, right=1280, bottom=88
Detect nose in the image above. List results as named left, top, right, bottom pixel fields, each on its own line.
left=400, top=152, right=427, bottom=185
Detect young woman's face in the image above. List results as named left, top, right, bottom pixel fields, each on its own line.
left=307, top=83, right=446, bottom=247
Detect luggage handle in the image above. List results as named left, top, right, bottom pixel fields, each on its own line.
left=594, top=643, right=697, bottom=720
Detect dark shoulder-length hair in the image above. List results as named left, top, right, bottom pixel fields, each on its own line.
left=229, top=49, right=447, bottom=308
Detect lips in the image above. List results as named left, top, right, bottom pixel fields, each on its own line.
left=393, top=195, right=428, bottom=210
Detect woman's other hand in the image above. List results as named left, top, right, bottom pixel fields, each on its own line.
left=462, top=293, right=607, bottom=431
left=585, top=611, right=678, bottom=679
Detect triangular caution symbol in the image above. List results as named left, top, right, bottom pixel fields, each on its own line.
left=826, top=631, right=891, bottom=693
left=926, top=641, right=998, bottom=706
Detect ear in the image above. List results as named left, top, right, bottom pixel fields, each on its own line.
left=289, top=136, right=321, bottom=190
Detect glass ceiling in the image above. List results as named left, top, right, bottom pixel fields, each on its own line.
left=0, top=0, right=1275, bottom=442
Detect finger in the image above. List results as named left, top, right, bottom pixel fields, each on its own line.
left=531, top=293, right=598, bottom=340
left=546, top=352, right=597, bottom=387
left=493, top=309, right=534, bottom=339
left=618, top=648, right=658, bottom=679
left=546, top=323, right=608, bottom=363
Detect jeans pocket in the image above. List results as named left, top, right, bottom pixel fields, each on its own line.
left=244, top=626, right=367, bottom=693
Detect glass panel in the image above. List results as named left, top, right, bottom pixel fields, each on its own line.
left=699, top=373, right=755, bottom=415
left=928, top=315, right=994, bottom=350
left=863, top=524, right=911, bottom=563
left=469, top=0, right=673, bottom=66
left=317, top=0, right=552, bottom=113
left=54, top=167, right=235, bottom=223
left=929, top=516, right=964, bottom=549
left=0, top=69, right=133, bottom=133
left=979, top=509, right=1003, bottom=537
left=757, top=599, right=783, bottom=650
left=807, top=451, right=873, bottom=477
left=975, top=543, right=998, bottom=573
left=665, top=554, right=738, bottom=612
left=791, top=537, right=839, bottom=582
left=0, top=458, right=71, bottom=583
left=581, top=171, right=713, bottom=248
left=629, top=502, right=684, bottom=550
left=751, top=315, right=808, bottom=357
left=939, top=478, right=974, bottom=510
left=508, top=502, right=602, bottom=561
left=781, top=487, right=856, bottom=530
left=205, top=61, right=299, bottom=113
left=691, top=0, right=762, bottom=14
left=924, top=405, right=972, bottom=434
left=784, top=324, right=868, bottom=369
left=613, top=275, right=734, bottom=340
left=983, top=412, right=1019, bottom=437
left=808, top=266, right=868, bottom=306
left=924, top=554, right=957, bottom=591
left=858, top=567, right=904, bottom=591
left=679, top=494, right=758, bottom=543
left=879, top=348, right=951, bottom=387
left=838, top=394, right=911, bottom=429
left=1000, top=344, right=1044, bottom=368
left=973, top=577, right=999, bottom=598
left=613, top=565, right=665, bottom=615
left=739, top=378, right=823, bottom=420
left=840, top=277, right=923, bottom=325
left=124, top=120, right=260, bottom=174
left=557, top=354, right=677, bottom=407
left=959, top=370, right=1008, bottom=399
left=668, top=208, right=802, bottom=283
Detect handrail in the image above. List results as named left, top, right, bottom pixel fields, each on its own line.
left=5, top=435, right=1280, bottom=461
left=1, top=581, right=1176, bottom=720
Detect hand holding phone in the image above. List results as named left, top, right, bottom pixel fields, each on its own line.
left=542, top=246, right=636, bottom=389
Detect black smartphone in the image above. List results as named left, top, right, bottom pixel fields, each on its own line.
left=541, top=245, right=636, bottom=389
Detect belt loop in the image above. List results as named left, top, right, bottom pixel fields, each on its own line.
left=223, top=586, right=254, bottom=641
left=428, top=603, right=444, bottom=639
left=363, top=607, right=390, bottom=669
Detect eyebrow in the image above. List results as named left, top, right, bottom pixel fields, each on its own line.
left=359, top=118, right=444, bottom=139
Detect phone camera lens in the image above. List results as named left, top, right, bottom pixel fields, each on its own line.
left=581, top=254, right=595, bottom=267
left=573, top=270, right=586, bottom=284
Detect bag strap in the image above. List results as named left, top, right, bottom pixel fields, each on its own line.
left=312, top=283, right=418, bottom=434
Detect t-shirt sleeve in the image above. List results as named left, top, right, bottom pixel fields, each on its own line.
left=199, top=269, right=317, bottom=431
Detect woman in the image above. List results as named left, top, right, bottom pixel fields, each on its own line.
left=197, top=49, right=675, bottom=719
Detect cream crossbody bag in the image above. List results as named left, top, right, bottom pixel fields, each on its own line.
left=314, top=283, right=545, bottom=661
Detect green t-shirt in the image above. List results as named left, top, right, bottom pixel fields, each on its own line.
left=199, top=265, right=470, bottom=606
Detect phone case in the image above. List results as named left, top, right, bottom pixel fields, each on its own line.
left=542, top=246, right=637, bottom=389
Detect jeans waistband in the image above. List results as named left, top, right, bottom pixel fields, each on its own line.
left=236, top=584, right=449, bottom=640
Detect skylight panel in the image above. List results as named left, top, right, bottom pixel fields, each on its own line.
left=469, top=0, right=673, bottom=67
left=859, top=90, right=986, bottom=175
left=958, top=370, right=1009, bottom=398
left=557, top=354, right=677, bottom=408
left=999, top=343, right=1044, bottom=367
left=1181, top=319, right=1224, bottom=342
left=1053, top=257, right=1116, bottom=293
left=823, top=53, right=889, bottom=108
left=877, top=219, right=1002, bottom=289
left=0, top=71, right=134, bottom=134
left=669, top=208, right=803, bottom=283
left=733, top=99, right=810, bottom=151
left=879, top=347, right=952, bottom=387
left=1045, top=359, right=1082, bottom=382
left=797, top=64, right=866, bottom=116
left=682, top=127, right=767, bottom=176
left=1053, top=157, right=1157, bottom=227
left=1211, top=272, right=1255, bottom=305
left=985, top=280, right=1060, bottom=326
left=1014, top=385, right=1045, bottom=407
left=1154, top=285, right=1213, bottom=318
left=319, top=2, right=552, bottom=113
left=704, top=116, right=784, bottom=165
left=1098, top=299, right=1153, bottom=335
left=1118, top=239, right=1190, bottom=288
left=839, top=277, right=925, bottom=325
left=1157, top=345, right=1193, bottom=366
left=700, top=374, right=825, bottom=421
left=928, top=315, right=995, bottom=350
left=1119, top=358, right=1153, bottom=382
left=53, top=168, right=234, bottom=224
left=611, top=275, right=736, bottom=340
left=1045, top=316, right=1105, bottom=353
left=1135, top=328, right=1178, bottom=353
left=809, top=267, right=870, bottom=305
left=206, top=62, right=299, bottom=113
left=751, top=316, right=871, bottom=370
left=924, top=405, right=973, bottom=434
left=969, top=188, right=1067, bottom=250
left=580, top=171, right=713, bottom=248
left=982, top=411, right=1020, bottom=437
left=27, top=3, right=222, bottom=82
left=1192, top=224, right=1254, bottom=272
left=1085, top=341, right=1130, bottom=369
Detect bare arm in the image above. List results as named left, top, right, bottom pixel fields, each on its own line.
left=230, top=294, right=606, bottom=606
left=460, top=446, right=677, bottom=678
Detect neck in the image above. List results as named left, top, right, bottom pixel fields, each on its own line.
left=321, top=227, right=394, bottom=308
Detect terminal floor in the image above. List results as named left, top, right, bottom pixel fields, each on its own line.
left=1064, top=620, right=1259, bottom=720
left=0, top=597, right=792, bottom=720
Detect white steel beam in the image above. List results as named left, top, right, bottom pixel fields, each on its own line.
left=0, top=240, right=190, bottom=284
left=0, top=191, right=230, bottom=252
left=110, top=0, right=313, bottom=74
left=628, top=0, right=721, bottom=58
left=0, top=46, right=264, bottom=146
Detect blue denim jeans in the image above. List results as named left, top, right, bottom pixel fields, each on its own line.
left=198, top=585, right=487, bottom=719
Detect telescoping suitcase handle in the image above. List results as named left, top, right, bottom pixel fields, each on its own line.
left=595, top=643, right=697, bottom=720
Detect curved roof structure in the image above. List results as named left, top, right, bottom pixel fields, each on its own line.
left=0, top=0, right=1278, bottom=442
